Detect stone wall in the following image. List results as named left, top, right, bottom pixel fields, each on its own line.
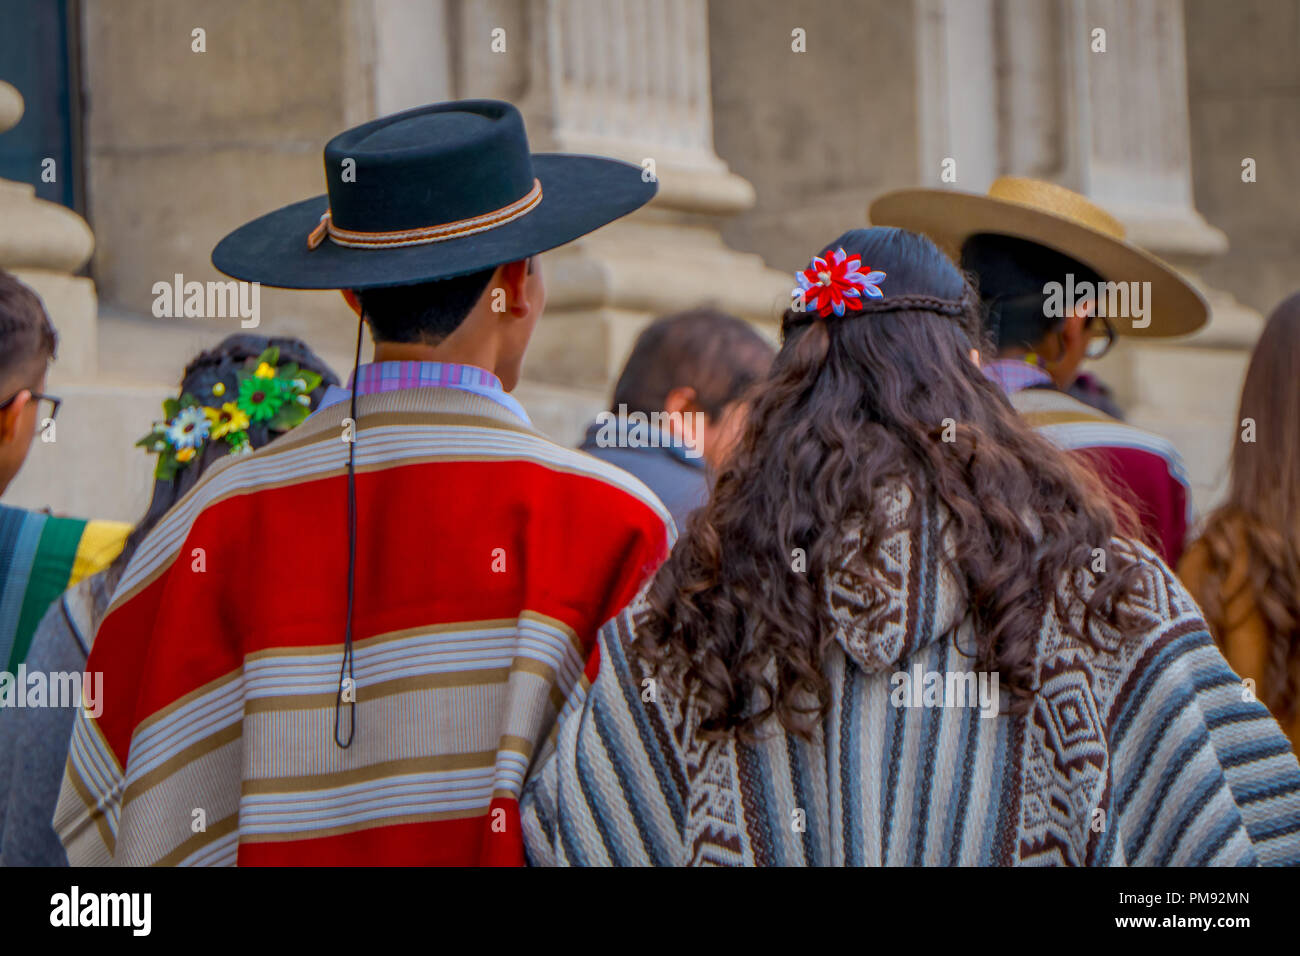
left=710, top=0, right=1267, bottom=518
left=5, top=0, right=789, bottom=522
left=80, top=0, right=371, bottom=363
left=1185, top=0, right=1300, bottom=317
left=708, top=0, right=922, bottom=274
left=6, top=0, right=372, bottom=522
left=2, top=0, right=1289, bottom=527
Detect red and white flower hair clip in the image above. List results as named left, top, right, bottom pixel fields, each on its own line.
left=794, top=248, right=886, bottom=318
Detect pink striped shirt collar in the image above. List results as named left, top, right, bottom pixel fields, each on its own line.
left=983, top=357, right=1054, bottom=395
left=317, top=360, right=530, bottom=423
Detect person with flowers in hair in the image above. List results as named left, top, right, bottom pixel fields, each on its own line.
left=136, top=341, right=326, bottom=478
left=521, top=226, right=1300, bottom=867
left=0, top=334, right=337, bottom=866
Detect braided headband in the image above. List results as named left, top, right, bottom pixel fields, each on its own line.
left=307, top=178, right=543, bottom=250
left=786, top=292, right=972, bottom=326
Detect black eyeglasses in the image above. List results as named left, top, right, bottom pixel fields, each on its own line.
left=0, top=388, right=62, bottom=424
left=1084, top=313, right=1116, bottom=360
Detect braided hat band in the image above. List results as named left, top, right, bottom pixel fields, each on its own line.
left=306, top=178, right=543, bottom=250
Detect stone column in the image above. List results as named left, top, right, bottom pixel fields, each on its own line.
left=0, top=80, right=132, bottom=517
left=445, top=0, right=790, bottom=442
left=1057, top=0, right=1259, bottom=514
left=0, top=82, right=97, bottom=380
left=915, top=0, right=1257, bottom=515
left=916, top=0, right=1001, bottom=190
left=6, top=1, right=380, bottom=521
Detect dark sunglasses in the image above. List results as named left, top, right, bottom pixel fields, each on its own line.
left=0, top=388, right=62, bottom=422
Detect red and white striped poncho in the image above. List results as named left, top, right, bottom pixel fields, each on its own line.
left=55, top=386, right=671, bottom=866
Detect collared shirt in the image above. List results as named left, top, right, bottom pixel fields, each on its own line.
left=983, top=357, right=1053, bottom=395
left=316, top=360, right=531, bottom=424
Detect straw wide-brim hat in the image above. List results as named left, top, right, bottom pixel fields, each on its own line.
left=868, top=177, right=1207, bottom=338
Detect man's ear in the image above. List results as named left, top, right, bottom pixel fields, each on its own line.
left=496, top=259, right=535, bottom=318
left=663, top=386, right=699, bottom=417
left=340, top=289, right=363, bottom=318
left=0, top=390, right=31, bottom=444
left=1062, top=302, right=1090, bottom=347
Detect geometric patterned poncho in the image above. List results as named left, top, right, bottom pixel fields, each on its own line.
left=54, top=386, right=671, bottom=866
left=521, top=484, right=1300, bottom=866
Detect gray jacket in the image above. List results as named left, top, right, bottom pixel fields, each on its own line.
left=0, top=572, right=110, bottom=866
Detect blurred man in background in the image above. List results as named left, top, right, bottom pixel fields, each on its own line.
left=581, top=308, right=775, bottom=533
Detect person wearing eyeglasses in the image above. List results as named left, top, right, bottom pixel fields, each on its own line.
left=0, top=269, right=129, bottom=673
left=0, top=389, right=60, bottom=449
left=871, top=178, right=1204, bottom=567
left=0, top=278, right=61, bottom=499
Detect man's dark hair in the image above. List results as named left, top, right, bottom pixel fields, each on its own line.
left=612, top=308, right=776, bottom=419
left=355, top=267, right=498, bottom=344
left=0, top=269, right=57, bottom=387
left=960, top=233, right=1103, bottom=352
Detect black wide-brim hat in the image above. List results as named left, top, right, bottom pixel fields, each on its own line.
left=212, top=99, right=657, bottom=290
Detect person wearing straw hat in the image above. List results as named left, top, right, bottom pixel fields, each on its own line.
left=871, top=177, right=1206, bottom=567
left=59, top=100, right=673, bottom=866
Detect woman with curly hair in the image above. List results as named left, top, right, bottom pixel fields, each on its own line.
left=521, top=227, right=1300, bottom=867
left=1180, top=292, right=1300, bottom=755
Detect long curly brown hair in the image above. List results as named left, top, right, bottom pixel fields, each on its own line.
left=1189, top=292, right=1300, bottom=723
left=635, top=227, right=1148, bottom=741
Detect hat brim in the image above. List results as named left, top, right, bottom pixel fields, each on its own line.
left=211, top=154, right=655, bottom=290
left=869, top=188, right=1208, bottom=338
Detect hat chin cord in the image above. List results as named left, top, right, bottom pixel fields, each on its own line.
left=334, top=314, right=363, bottom=749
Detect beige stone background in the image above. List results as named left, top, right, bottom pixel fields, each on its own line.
left=2, top=0, right=1297, bottom=526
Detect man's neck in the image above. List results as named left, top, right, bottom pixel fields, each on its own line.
left=989, top=349, right=1070, bottom=390
left=372, top=341, right=498, bottom=376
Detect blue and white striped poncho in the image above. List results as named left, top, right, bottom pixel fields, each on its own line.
left=521, top=487, right=1300, bottom=866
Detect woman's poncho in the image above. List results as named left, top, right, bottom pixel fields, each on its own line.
left=521, top=486, right=1300, bottom=866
